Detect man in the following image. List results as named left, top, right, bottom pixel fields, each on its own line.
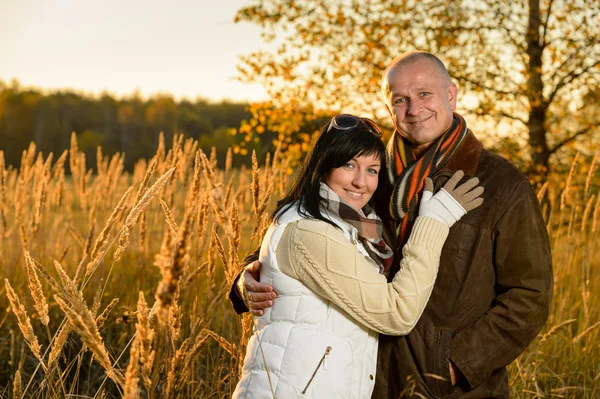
left=229, top=51, right=553, bottom=398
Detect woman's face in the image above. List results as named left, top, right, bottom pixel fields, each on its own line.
left=324, top=153, right=381, bottom=210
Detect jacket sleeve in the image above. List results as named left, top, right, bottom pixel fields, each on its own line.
left=228, top=247, right=260, bottom=314
left=276, top=216, right=449, bottom=335
left=449, top=178, right=553, bottom=388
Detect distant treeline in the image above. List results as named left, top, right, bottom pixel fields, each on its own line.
left=0, top=80, right=260, bottom=171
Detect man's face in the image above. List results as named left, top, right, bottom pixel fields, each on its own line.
left=384, top=59, right=458, bottom=154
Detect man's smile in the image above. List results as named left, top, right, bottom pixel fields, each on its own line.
left=405, top=115, right=433, bottom=125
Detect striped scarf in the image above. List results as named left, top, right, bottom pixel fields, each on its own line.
left=387, top=113, right=468, bottom=244
left=320, top=183, right=394, bottom=272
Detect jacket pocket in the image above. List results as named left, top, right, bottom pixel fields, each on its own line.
left=276, top=328, right=354, bottom=398
left=301, top=345, right=332, bottom=394
left=427, top=327, right=456, bottom=398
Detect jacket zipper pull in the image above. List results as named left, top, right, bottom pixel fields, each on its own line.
left=302, top=346, right=332, bottom=394
left=323, top=346, right=331, bottom=370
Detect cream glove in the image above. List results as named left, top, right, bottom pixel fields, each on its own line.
left=419, top=170, right=484, bottom=227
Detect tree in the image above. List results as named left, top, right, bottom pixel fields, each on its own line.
left=234, top=0, right=600, bottom=179
left=0, top=83, right=253, bottom=171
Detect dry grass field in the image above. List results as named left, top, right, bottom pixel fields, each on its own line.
left=0, top=134, right=598, bottom=398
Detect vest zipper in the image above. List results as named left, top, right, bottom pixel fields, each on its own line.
left=301, top=346, right=332, bottom=394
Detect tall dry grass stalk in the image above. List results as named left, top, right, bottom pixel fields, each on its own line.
left=582, top=194, right=596, bottom=235
left=211, top=229, right=229, bottom=281
left=179, top=332, right=209, bottom=383
left=160, top=199, right=179, bottom=235
left=139, top=211, right=148, bottom=254
left=227, top=201, right=242, bottom=285
left=165, top=338, right=190, bottom=398
left=248, top=149, right=276, bottom=246
left=205, top=329, right=238, bottom=357
left=169, top=290, right=182, bottom=340
left=135, top=292, right=155, bottom=392
left=31, top=153, right=51, bottom=235
left=1, top=136, right=598, bottom=398
left=114, top=168, right=175, bottom=262
left=225, top=147, right=233, bottom=175
left=47, top=322, right=71, bottom=369
left=52, top=260, right=123, bottom=385
left=52, top=150, right=67, bottom=207
left=54, top=294, right=123, bottom=385
left=123, top=335, right=141, bottom=399
left=13, top=368, right=22, bottom=399
left=206, top=226, right=217, bottom=290
left=200, top=150, right=230, bottom=233
left=592, top=194, right=600, bottom=233
left=572, top=321, right=600, bottom=344
left=584, top=151, right=598, bottom=198
left=0, top=150, right=7, bottom=235
left=251, top=151, right=260, bottom=214
left=134, top=159, right=158, bottom=208
left=87, top=186, right=134, bottom=275
left=96, top=298, right=120, bottom=329
left=561, top=152, right=580, bottom=210
left=4, top=279, right=44, bottom=365
left=195, top=191, right=210, bottom=255
left=23, top=250, right=49, bottom=326
left=154, top=202, right=193, bottom=324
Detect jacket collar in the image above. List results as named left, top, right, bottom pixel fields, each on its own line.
left=440, top=129, right=482, bottom=177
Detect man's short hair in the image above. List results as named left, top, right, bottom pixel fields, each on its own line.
left=381, top=51, right=452, bottom=103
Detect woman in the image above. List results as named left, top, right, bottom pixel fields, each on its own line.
left=233, top=114, right=483, bottom=398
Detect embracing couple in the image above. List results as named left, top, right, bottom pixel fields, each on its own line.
left=229, top=51, right=553, bottom=399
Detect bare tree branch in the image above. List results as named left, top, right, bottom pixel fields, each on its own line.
left=490, top=2, right=527, bottom=59
left=541, top=0, right=555, bottom=48
left=548, top=125, right=599, bottom=157
left=453, top=75, right=520, bottom=97
left=547, top=60, right=600, bottom=106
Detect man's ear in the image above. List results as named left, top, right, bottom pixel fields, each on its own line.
left=448, top=82, right=458, bottom=111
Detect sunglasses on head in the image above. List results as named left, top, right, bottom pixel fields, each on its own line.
left=327, top=114, right=382, bottom=137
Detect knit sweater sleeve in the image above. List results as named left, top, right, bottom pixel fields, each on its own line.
left=276, top=216, right=449, bottom=335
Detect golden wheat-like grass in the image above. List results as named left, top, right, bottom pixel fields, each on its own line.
left=47, top=321, right=71, bottom=369
left=4, top=279, right=44, bottom=364
left=165, top=338, right=190, bottom=398
left=23, top=250, right=49, bottom=326
left=114, top=168, right=175, bottom=262
left=54, top=295, right=123, bottom=385
left=135, top=291, right=155, bottom=392
left=87, top=186, right=134, bottom=275
left=51, top=259, right=124, bottom=385
left=13, top=368, right=22, bottom=399
left=160, top=199, right=179, bottom=235
left=123, top=334, right=141, bottom=399
left=1, top=137, right=597, bottom=398
left=584, top=151, right=599, bottom=198
left=96, top=298, right=120, bottom=329
left=154, top=200, right=193, bottom=323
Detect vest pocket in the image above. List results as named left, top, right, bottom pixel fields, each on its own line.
left=302, top=345, right=332, bottom=393
left=276, top=328, right=354, bottom=398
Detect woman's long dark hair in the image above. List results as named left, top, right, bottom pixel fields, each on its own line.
left=272, top=119, right=389, bottom=227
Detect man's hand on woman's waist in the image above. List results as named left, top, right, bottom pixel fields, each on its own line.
left=237, top=260, right=277, bottom=316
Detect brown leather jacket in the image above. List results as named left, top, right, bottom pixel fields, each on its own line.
left=373, top=131, right=553, bottom=398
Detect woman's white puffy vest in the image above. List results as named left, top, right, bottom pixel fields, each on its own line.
left=233, top=205, right=381, bottom=399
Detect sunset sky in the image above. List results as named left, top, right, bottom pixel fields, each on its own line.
left=0, top=0, right=268, bottom=102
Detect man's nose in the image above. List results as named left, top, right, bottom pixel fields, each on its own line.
left=407, top=100, right=422, bottom=116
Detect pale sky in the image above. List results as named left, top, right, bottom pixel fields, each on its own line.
left=0, top=0, right=269, bottom=102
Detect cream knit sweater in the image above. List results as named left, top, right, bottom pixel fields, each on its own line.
left=276, top=216, right=449, bottom=335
